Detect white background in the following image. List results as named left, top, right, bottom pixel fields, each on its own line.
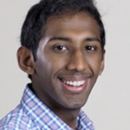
left=0, top=0, right=130, bottom=130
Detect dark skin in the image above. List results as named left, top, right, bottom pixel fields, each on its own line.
left=17, top=12, right=105, bottom=129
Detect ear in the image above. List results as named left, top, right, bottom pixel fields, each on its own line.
left=17, top=46, right=35, bottom=75
left=98, top=50, right=105, bottom=76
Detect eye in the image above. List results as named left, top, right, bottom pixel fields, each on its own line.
left=54, top=45, right=67, bottom=51
left=85, top=45, right=96, bottom=51
left=53, top=45, right=69, bottom=53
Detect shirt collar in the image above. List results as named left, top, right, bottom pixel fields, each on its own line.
left=21, top=84, right=94, bottom=130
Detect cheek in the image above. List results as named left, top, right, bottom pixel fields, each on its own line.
left=87, top=56, right=102, bottom=75
left=46, top=54, right=69, bottom=71
left=42, top=55, right=67, bottom=81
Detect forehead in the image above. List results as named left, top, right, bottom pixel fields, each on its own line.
left=41, top=12, right=100, bottom=43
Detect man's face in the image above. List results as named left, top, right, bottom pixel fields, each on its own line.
left=32, top=12, right=105, bottom=110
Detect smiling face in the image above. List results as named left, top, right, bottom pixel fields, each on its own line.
left=31, top=12, right=105, bottom=110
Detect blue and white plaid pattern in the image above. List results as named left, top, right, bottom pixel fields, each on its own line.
left=0, top=84, right=95, bottom=130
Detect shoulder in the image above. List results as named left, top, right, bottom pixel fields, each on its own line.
left=0, top=105, right=36, bottom=130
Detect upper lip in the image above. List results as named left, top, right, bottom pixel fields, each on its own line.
left=58, top=71, right=92, bottom=81
left=58, top=75, right=91, bottom=82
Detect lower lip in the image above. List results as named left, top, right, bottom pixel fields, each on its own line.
left=60, top=80, right=88, bottom=93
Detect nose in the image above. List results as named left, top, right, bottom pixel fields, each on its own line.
left=66, top=50, right=87, bottom=71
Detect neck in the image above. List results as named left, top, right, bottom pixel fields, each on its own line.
left=31, top=82, right=80, bottom=129
left=51, top=105, right=80, bottom=129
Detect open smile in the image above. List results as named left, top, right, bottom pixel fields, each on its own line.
left=59, top=78, right=88, bottom=93
left=63, top=80, right=85, bottom=87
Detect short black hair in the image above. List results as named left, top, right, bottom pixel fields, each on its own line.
left=20, top=0, right=106, bottom=79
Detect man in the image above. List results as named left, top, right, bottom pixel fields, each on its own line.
left=0, top=0, right=105, bottom=129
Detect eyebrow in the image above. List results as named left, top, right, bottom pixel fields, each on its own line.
left=48, top=36, right=100, bottom=43
left=48, top=37, right=71, bottom=42
left=86, top=37, right=101, bottom=42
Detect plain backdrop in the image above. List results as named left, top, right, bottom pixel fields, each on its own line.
left=0, top=0, right=130, bottom=130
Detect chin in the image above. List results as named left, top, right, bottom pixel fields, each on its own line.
left=64, top=100, right=87, bottom=110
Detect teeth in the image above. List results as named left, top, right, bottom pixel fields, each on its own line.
left=63, top=80, right=85, bottom=87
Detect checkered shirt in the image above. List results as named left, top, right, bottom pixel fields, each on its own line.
left=0, top=84, right=95, bottom=130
